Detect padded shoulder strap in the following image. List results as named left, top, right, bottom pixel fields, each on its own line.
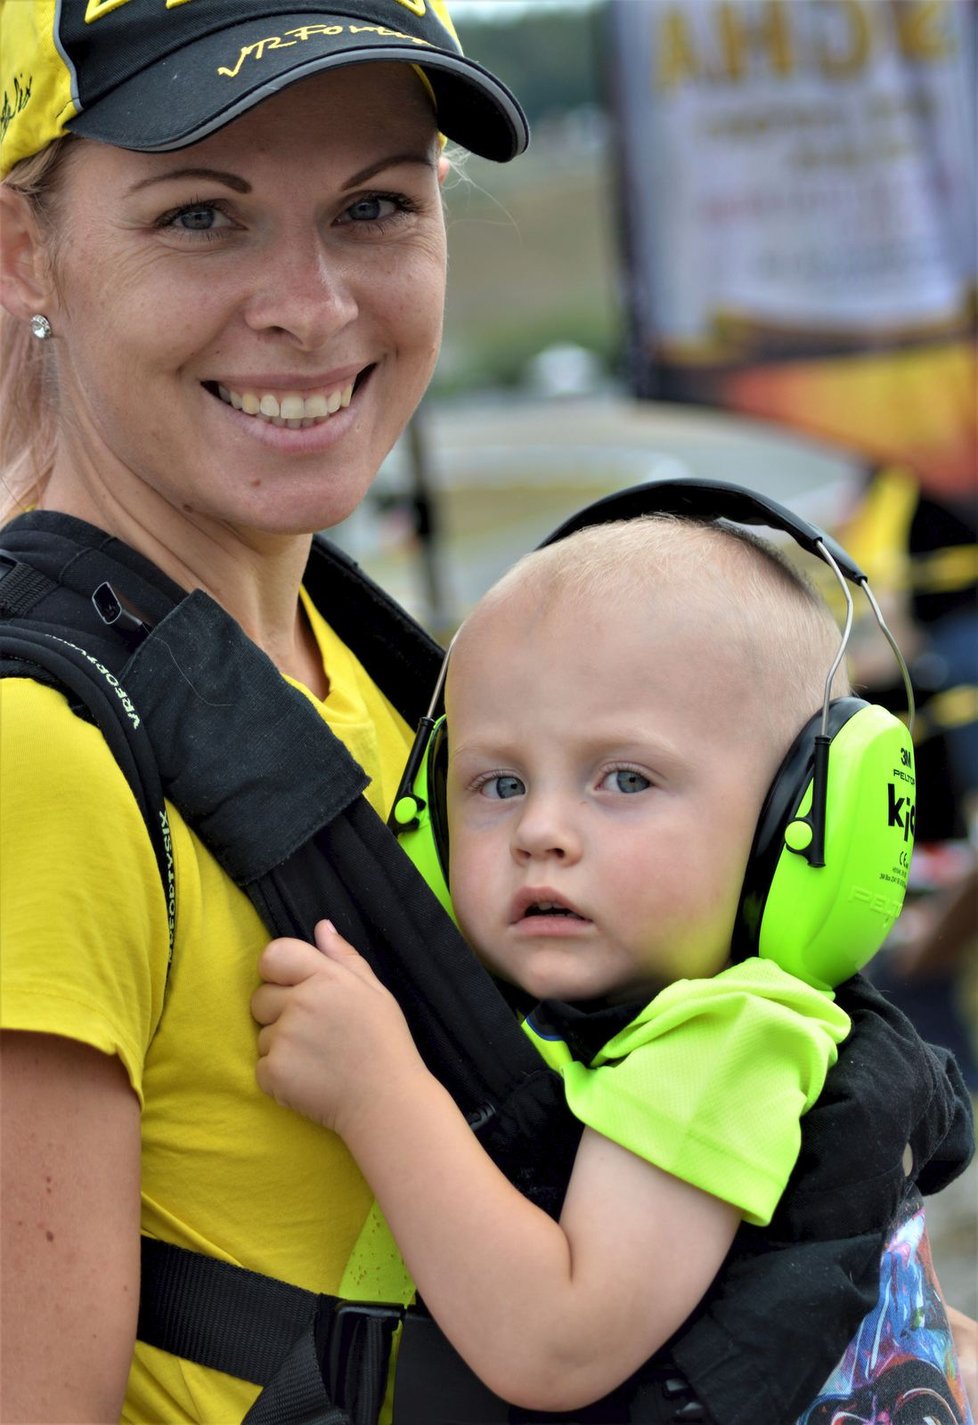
left=1, top=516, right=178, bottom=954
left=1, top=510, right=187, bottom=649
left=1, top=514, right=442, bottom=723
left=121, top=593, right=573, bottom=1187
left=0, top=623, right=176, bottom=961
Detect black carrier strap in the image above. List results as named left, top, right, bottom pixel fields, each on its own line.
left=138, top=1239, right=514, bottom=1425
left=139, top=1238, right=709, bottom=1425
left=139, top=1238, right=396, bottom=1425
left=0, top=621, right=176, bottom=957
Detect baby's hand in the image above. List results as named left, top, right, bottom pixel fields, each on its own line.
left=252, top=921, right=419, bottom=1136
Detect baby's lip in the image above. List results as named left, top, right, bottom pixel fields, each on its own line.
left=510, top=888, right=590, bottom=924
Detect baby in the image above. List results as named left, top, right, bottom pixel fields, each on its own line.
left=252, top=514, right=868, bottom=1413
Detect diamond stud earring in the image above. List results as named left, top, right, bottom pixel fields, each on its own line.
left=30, top=314, right=53, bottom=340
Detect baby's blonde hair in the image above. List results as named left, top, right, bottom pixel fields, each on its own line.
left=459, top=515, right=850, bottom=755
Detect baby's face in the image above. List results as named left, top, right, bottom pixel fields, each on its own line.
left=445, top=590, right=781, bottom=1005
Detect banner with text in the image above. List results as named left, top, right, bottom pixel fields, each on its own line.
left=608, top=0, right=976, bottom=494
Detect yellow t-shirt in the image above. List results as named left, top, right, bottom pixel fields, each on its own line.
left=0, top=587, right=415, bottom=1422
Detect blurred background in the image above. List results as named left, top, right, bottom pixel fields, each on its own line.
left=334, top=0, right=977, bottom=1311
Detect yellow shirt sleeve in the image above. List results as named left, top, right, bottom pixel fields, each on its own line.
left=0, top=678, right=170, bottom=1102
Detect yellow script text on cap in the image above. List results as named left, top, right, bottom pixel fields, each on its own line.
left=0, top=0, right=80, bottom=179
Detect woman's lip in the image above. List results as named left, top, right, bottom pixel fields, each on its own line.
left=210, top=384, right=362, bottom=450
left=209, top=367, right=365, bottom=392
left=203, top=365, right=374, bottom=435
left=215, top=381, right=354, bottom=423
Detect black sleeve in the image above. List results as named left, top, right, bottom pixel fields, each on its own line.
left=667, top=973, right=975, bottom=1425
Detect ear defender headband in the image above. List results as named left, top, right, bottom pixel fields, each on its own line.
left=388, top=478, right=917, bottom=991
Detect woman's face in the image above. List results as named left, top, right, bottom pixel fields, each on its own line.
left=41, top=64, right=447, bottom=537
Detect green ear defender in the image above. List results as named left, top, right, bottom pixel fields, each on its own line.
left=388, top=478, right=917, bottom=990
left=734, top=697, right=915, bottom=990
left=390, top=715, right=455, bottom=923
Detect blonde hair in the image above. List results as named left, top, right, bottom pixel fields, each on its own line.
left=0, top=138, right=74, bottom=519
left=461, top=515, right=850, bottom=748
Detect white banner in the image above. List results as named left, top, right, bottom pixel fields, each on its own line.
left=610, top=0, right=977, bottom=360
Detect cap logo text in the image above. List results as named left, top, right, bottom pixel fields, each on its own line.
left=0, top=73, right=32, bottom=144
left=85, top=0, right=195, bottom=21
left=84, top=0, right=430, bottom=24
left=218, top=25, right=433, bottom=81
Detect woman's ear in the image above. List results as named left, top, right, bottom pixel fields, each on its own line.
left=437, top=152, right=451, bottom=187
left=0, top=187, right=53, bottom=321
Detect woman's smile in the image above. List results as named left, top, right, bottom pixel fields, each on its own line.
left=198, top=363, right=371, bottom=450
left=210, top=378, right=356, bottom=427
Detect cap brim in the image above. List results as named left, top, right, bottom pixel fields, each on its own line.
left=65, top=11, right=528, bottom=162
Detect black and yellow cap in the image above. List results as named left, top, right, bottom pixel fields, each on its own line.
left=0, top=0, right=529, bottom=180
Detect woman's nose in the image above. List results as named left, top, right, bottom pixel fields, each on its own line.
left=242, top=235, right=358, bottom=347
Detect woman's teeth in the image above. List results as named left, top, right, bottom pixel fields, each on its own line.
left=216, top=383, right=354, bottom=428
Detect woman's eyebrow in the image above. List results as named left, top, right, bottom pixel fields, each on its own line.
left=125, top=155, right=433, bottom=197
left=126, top=167, right=251, bottom=195
left=341, top=153, right=435, bottom=189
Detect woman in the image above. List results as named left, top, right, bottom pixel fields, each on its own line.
left=0, top=4, right=529, bottom=1421
left=0, top=3, right=972, bottom=1423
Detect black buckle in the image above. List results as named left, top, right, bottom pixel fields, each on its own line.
left=324, top=1300, right=405, bottom=1425
left=92, top=582, right=153, bottom=641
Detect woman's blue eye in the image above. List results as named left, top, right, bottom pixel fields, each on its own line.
left=604, top=769, right=650, bottom=794
left=483, top=774, right=525, bottom=800
left=346, top=196, right=398, bottom=223
left=175, top=206, right=221, bottom=230
left=159, top=203, right=235, bottom=236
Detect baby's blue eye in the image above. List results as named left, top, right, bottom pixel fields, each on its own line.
left=483, top=774, right=525, bottom=800
left=603, top=769, right=650, bottom=794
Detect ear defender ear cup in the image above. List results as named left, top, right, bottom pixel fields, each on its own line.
left=735, top=697, right=916, bottom=989
left=390, top=716, right=455, bottom=923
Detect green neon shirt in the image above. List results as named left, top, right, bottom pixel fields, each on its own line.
left=522, top=959, right=851, bottom=1226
